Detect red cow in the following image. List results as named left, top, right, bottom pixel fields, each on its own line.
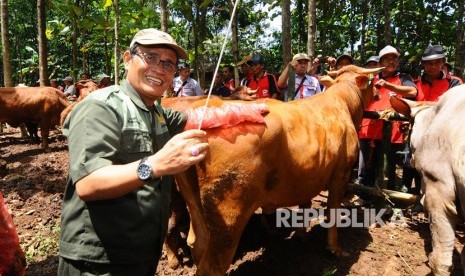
left=60, top=80, right=99, bottom=125
left=164, top=65, right=381, bottom=275
left=0, top=86, right=69, bottom=149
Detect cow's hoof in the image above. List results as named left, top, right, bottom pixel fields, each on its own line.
left=428, top=252, right=453, bottom=276
left=167, top=256, right=180, bottom=269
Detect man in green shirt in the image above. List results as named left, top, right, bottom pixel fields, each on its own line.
left=58, top=28, right=209, bottom=275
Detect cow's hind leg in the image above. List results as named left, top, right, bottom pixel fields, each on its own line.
left=425, top=186, right=457, bottom=275
left=326, top=176, right=351, bottom=257
left=164, top=187, right=190, bottom=269
left=39, top=120, right=50, bottom=149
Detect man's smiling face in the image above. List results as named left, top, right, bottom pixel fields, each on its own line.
left=124, top=45, right=177, bottom=105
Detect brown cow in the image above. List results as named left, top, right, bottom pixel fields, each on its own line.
left=60, top=80, right=99, bottom=125
left=165, top=65, right=381, bottom=275
left=0, top=86, right=69, bottom=149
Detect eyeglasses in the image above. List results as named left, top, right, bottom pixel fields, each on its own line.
left=135, top=52, right=177, bottom=74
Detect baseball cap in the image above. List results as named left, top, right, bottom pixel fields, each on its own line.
left=130, top=28, right=187, bottom=59
left=292, top=53, right=310, bottom=62
left=336, top=54, right=353, bottom=66
left=379, top=45, right=400, bottom=60
left=98, top=73, right=110, bottom=82
left=63, top=76, right=74, bottom=82
left=237, top=54, right=252, bottom=66
left=422, top=44, right=446, bottom=61
left=250, top=54, right=265, bottom=64
left=365, top=56, right=380, bottom=65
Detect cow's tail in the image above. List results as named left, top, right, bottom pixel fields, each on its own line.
left=174, top=166, right=208, bottom=263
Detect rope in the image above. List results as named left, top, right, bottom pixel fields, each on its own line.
left=196, top=0, right=241, bottom=130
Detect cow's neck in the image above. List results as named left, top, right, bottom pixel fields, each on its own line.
left=342, top=81, right=366, bottom=129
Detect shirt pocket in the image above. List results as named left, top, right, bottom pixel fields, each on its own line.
left=121, top=129, right=152, bottom=153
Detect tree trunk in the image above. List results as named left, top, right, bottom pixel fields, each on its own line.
left=113, top=0, right=120, bottom=84
left=0, top=0, right=13, bottom=86
left=37, top=0, right=48, bottom=86
left=104, top=8, right=111, bottom=76
left=81, top=1, right=88, bottom=76
left=383, top=0, right=391, bottom=44
left=194, top=0, right=206, bottom=88
left=360, top=0, right=368, bottom=62
left=296, top=0, right=305, bottom=51
left=71, top=0, right=80, bottom=80
left=228, top=0, right=240, bottom=87
left=307, top=0, right=316, bottom=59
left=282, top=0, right=291, bottom=64
left=160, top=0, right=168, bottom=32
left=454, top=0, right=464, bottom=79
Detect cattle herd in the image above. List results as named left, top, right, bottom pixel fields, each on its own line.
left=1, top=67, right=464, bottom=275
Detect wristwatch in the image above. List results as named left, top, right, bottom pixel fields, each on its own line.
left=137, top=157, right=153, bottom=181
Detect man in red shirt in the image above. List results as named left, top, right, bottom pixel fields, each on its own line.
left=358, top=45, right=417, bottom=190
left=245, top=54, right=282, bottom=100
left=402, top=45, right=463, bottom=194
left=417, top=45, right=462, bottom=101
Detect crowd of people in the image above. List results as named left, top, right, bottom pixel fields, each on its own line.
left=161, top=43, right=463, bottom=195
left=49, top=72, right=112, bottom=100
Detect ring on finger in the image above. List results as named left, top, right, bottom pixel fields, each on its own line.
left=190, top=146, right=200, bottom=157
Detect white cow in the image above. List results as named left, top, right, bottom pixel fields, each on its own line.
left=391, top=84, right=465, bottom=276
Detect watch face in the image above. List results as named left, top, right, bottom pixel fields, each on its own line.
left=137, top=163, right=152, bottom=180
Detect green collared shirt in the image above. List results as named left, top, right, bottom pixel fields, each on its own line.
left=59, top=80, right=186, bottom=264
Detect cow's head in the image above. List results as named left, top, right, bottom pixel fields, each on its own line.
left=320, top=65, right=383, bottom=104
left=75, top=80, right=98, bottom=101
left=390, top=96, right=436, bottom=167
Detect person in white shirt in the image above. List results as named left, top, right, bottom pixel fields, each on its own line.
left=172, top=62, right=203, bottom=97
left=277, top=53, right=321, bottom=101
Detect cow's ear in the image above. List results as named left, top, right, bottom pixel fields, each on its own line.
left=319, top=75, right=336, bottom=87
left=390, top=96, right=435, bottom=119
left=390, top=96, right=411, bottom=119
left=354, top=75, right=368, bottom=90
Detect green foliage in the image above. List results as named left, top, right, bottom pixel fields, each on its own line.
left=2, top=0, right=464, bottom=85
left=23, top=219, right=60, bottom=265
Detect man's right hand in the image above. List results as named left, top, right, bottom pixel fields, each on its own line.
left=150, top=129, right=209, bottom=177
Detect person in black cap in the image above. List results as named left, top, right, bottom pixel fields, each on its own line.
left=365, top=56, right=379, bottom=69
left=416, top=44, right=462, bottom=101
left=244, top=54, right=282, bottom=100
left=335, top=54, right=353, bottom=70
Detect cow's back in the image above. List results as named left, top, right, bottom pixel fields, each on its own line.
left=0, top=87, right=68, bottom=126
left=199, top=93, right=359, bottom=210
left=413, top=85, right=465, bottom=213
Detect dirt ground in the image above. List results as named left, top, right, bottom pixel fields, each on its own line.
left=1, top=125, right=464, bottom=276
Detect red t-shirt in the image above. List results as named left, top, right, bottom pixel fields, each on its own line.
left=416, top=73, right=462, bottom=101
left=225, top=79, right=235, bottom=92
left=359, top=73, right=416, bottom=143
left=246, top=72, right=280, bottom=99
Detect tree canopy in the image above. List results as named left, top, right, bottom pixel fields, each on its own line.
left=0, top=0, right=463, bottom=87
